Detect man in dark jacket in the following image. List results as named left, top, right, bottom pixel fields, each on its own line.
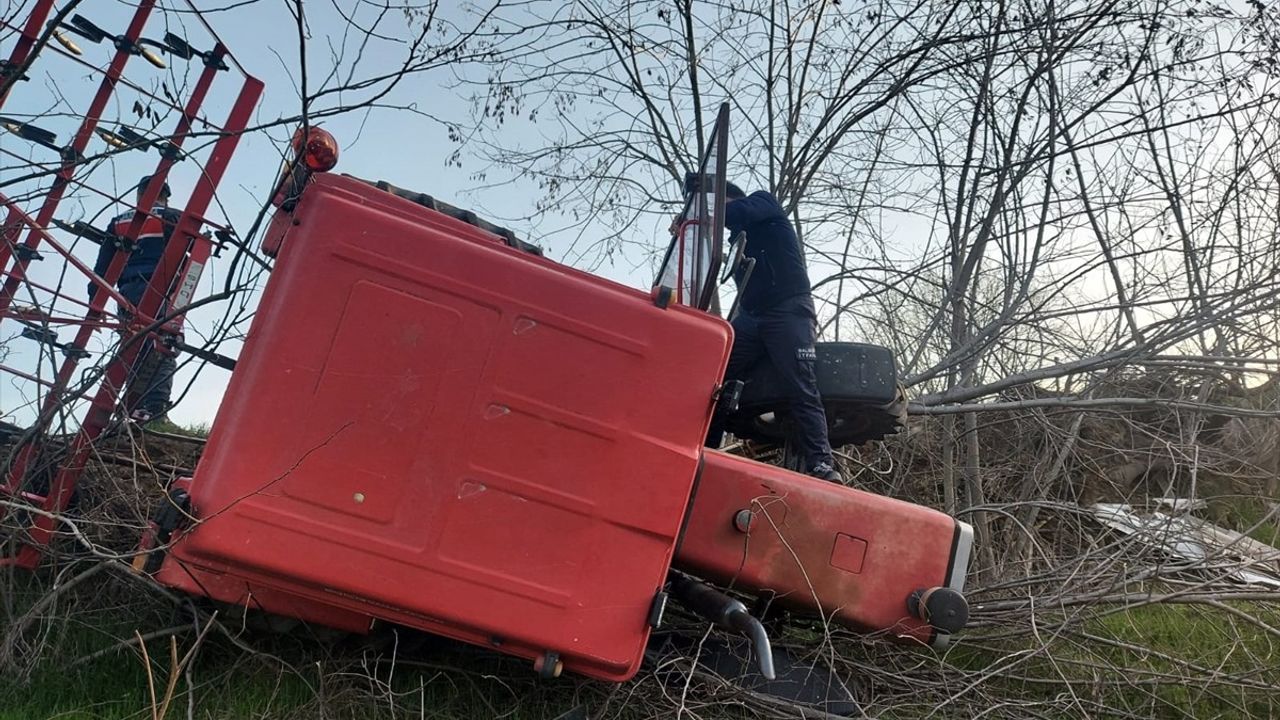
left=706, top=183, right=840, bottom=482
left=89, top=176, right=180, bottom=424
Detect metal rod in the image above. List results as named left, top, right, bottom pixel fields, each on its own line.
left=0, top=362, right=95, bottom=401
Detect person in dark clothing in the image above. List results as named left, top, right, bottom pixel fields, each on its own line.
left=706, top=183, right=840, bottom=482
left=89, top=176, right=180, bottom=424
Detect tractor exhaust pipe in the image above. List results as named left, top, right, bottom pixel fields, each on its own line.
left=668, top=573, right=775, bottom=680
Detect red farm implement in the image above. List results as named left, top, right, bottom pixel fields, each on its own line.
left=0, top=0, right=260, bottom=569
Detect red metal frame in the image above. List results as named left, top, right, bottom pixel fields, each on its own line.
left=0, top=2, right=263, bottom=568
left=0, top=0, right=160, bottom=286
left=0, top=0, right=55, bottom=108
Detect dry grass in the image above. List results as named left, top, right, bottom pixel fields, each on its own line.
left=2, top=369, right=1280, bottom=718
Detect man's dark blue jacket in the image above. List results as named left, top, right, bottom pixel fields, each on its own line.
left=724, top=191, right=811, bottom=315
left=89, top=206, right=182, bottom=302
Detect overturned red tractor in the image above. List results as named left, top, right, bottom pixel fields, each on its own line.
left=0, top=1, right=969, bottom=689
left=143, top=112, right=971, bottom=683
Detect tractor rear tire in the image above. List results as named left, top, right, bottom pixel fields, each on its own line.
left=726, top=342, right=908, bottom=447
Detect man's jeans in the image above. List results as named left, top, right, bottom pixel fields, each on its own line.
left=119, top=279, right=175, bottom=418
left=706, top=294, right=834, bottom=471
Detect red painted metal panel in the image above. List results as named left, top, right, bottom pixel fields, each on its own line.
left=163, top=173, right=733, bottom=681
left=674, top=450, right=968, bottom=646
left=154, top=556, right=374, bottom=635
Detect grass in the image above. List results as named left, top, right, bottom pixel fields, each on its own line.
left=0, top=574, right=312, bottom=719
left=0, top=568, right=615, bottom=720
left=4, top=495, right=1279, bottom=718
left=0, top=625, right=605, bottom=720
left=940, top=494, right=1280, bottom=716
left=1088, top=602, right=1280, bottom=718
left=1207, top=495, right=1280, bottom=548
left=945, top=599, right=1280, bottom=719
left=5, top=593, right=1280, bottom=719
left=1, top=648, right=310, bottom=720
left=145, top=419, right=211, bottom=438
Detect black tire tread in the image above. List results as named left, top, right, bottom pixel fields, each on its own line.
left=725, top=342, right=908, bottom=447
